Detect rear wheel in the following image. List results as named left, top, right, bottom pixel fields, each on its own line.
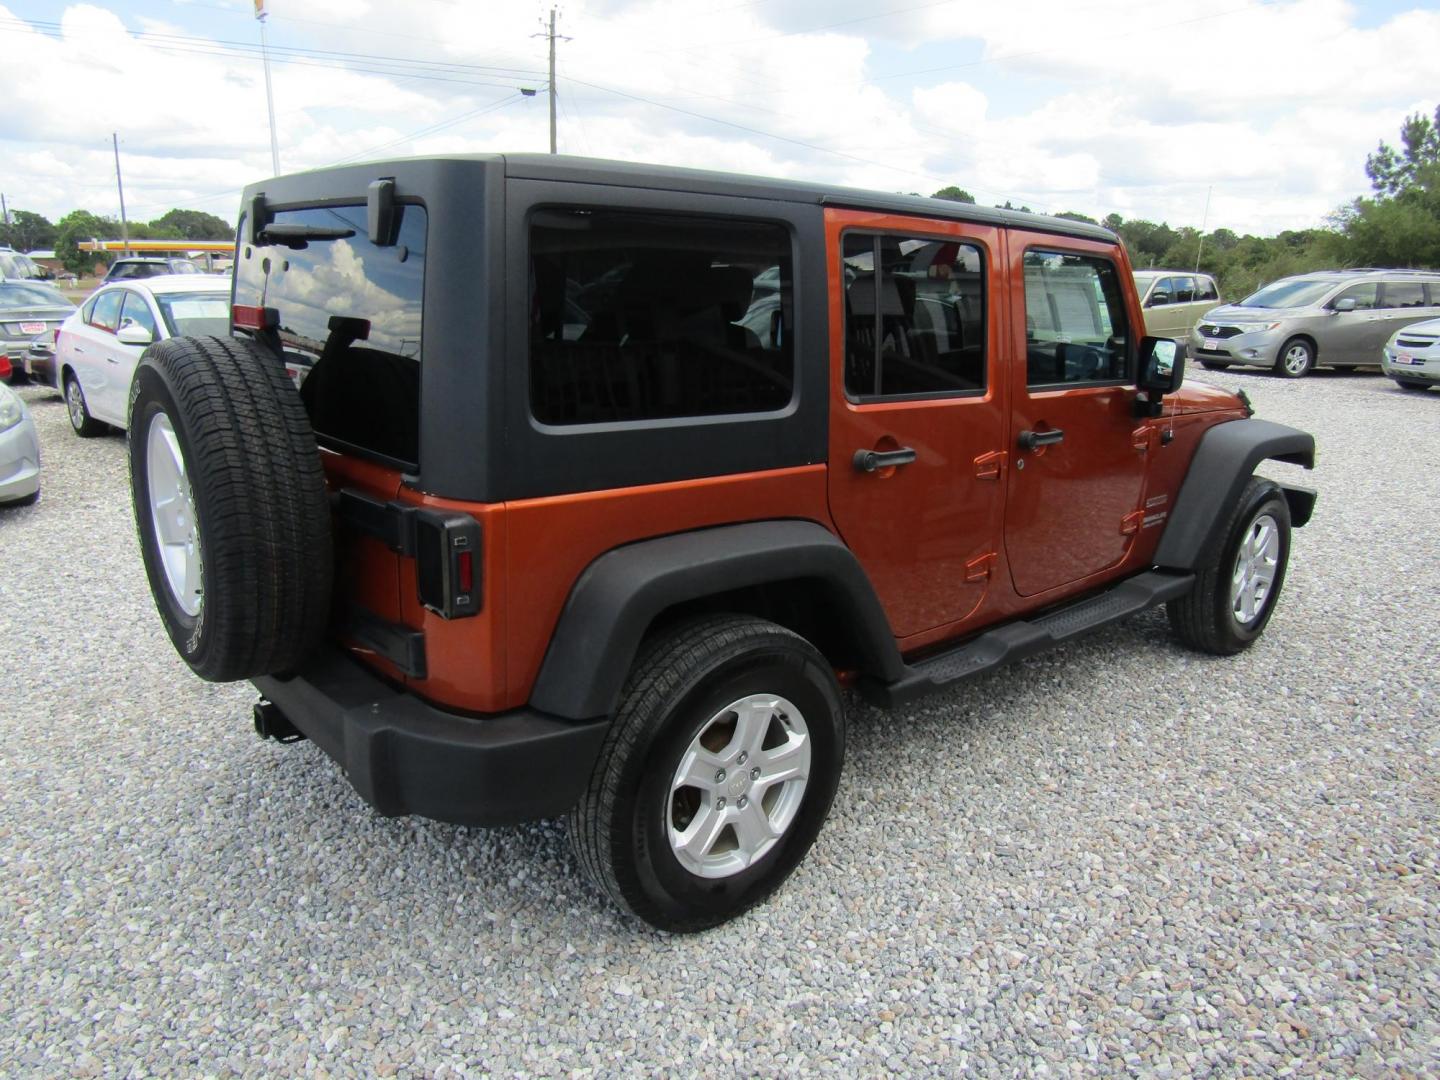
left=64, top=374, right=106, bottom=437
left=129, top=335, right=332, bottom=681
left=1273, top=338, right=1314, bottom=378
left=1168, top=477, right=1292, bottom=655
left=570, top=615, right=845, bottom=932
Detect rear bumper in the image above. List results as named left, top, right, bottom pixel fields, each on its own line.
left=253, top=649, right=608, bottom=827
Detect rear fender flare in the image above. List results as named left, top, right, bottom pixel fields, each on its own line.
left=1154, top=417, right=1316, bottom=570
left=529, top=520, right=904, bottom=720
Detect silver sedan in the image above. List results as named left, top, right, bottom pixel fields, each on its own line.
left=0, top=382, right=40, bottom=505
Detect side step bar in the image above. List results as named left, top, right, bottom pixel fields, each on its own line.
left=864, top=570, right=1196, bottom=708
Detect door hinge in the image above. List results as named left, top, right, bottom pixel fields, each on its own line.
left=1121, top=510, right=1145, bottom=535
left=1131, top=426, right=1153, bottom=453
left=965, top=552, right=997, bottom=582
left=974, top=450, right=1006, bottom=481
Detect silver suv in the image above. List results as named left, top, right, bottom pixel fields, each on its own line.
left=1191, top=269, right=1440, bottom=378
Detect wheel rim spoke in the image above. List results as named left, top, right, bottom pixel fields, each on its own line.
left=1231, top=513, right=1280, bottom=625
left=667, top=691, right=810, bottom=880
left=146, top=412, right=203, bottom=618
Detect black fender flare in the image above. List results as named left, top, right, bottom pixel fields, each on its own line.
left=1154, top=418, right=1316, bottom=570
left=528, top=520, right=904, bottom=720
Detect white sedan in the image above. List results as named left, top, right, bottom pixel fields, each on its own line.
left=54, top=275, right=230, bottom=436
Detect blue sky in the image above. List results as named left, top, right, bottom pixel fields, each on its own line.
left=0, top=0, right=1436, bottom=235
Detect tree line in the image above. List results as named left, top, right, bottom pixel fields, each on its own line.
left=0, top=208, right=233, bottom=274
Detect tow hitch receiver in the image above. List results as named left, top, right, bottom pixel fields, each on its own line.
left=254, top=699, right=305, bottom=744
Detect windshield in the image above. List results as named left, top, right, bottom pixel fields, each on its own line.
left=0, top=282, right=73, bottom=309
left=1238, top=279, right=1334, bottom=309
left=156, top=292, right=230, bottom=337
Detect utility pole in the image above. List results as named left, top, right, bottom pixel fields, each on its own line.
left=113, top=132, right=131, bottom=255
left=548, top=8, right=557, bottom=153
left=534, top=8, right=569, bottom=154
left=1, top=192, right=10, bottom=228
left=256, top=0, right=281, bottom=175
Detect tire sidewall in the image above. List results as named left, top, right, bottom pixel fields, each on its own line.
left=618, top=637, right=844, bottom=930
left=1212, top=483, right=1291, bottom=647
left=129, top=362, right=210, bottom=666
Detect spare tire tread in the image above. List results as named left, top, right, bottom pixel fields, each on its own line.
left=129, top=335, right=332, bottom=681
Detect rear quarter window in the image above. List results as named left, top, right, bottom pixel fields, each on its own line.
left=234, top=204, right=426, bottom=467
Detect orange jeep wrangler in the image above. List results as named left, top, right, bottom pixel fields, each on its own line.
left=128, top=156, right=1316, bottom=931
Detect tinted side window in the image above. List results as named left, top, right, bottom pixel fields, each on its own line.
left=1172, top=275, right=1197, bottom=303
left=119, top=291, right=158, bottom=338
left=1333, top=283, right=1378, bottom=310
left=1023, top=250, right=1130, bottom=385
left=842, top=233, right=986, bottom=399
left=529, top=209, right=793, bottom=425
left=1151, top=277, right=1175, bottom=304
left=1382, top=281, right=1426, bottom=308
left=89, top=290, right=123, bottom=331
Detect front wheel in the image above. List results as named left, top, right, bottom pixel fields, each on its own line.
left=1168, top=476, right=1292, bottom=655
left=569, top=615, right=845, bottom=932
left=1394, top=378, right=1431, bottom=392
left=1199, top=360, right=1231, bottom=371
left=1274, top=338, right=1314, bottom=378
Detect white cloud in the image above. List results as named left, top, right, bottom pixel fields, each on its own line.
left=0, top=0, right=1435, bottom=238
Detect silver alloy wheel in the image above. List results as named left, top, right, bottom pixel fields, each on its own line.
left=146, top=411, right=203, bottom=617
left=667, top=693, right=811, bottom=879
left=1282, top=343, right=1311, bottom=376
left=1230, top=512, right=1279, bottom=625
left=66, top=379, right=86, bottom=430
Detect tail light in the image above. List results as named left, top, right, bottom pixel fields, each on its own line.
left=335, top=490, right=482, bottom=619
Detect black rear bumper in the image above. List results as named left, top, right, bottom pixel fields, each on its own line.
left=253, top=650, right=608, bottom=827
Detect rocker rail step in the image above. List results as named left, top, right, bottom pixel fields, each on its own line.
left=866, top=570, right=1197, bottom=707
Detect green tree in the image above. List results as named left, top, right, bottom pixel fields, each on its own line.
left=1055, top=210, right=1098, bottom=225
left=931, top=185, right=976, bottom=204
left=1365, top=106, right=1440, bottom=198
left=54, top=209, right=120, bottom=275
left=0, top=209, right=57, bottom=252
left=148, top=208, right=233, bottom=240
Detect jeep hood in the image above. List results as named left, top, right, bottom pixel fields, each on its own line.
left=1168, top=381, right=1245, bottom=414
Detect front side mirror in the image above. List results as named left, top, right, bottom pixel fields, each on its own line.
left=116, top=322, right=155, bottom=346
left=1138, top=335, right=1185, bottom=396
left=1331, top=297, right=1357, bottom=313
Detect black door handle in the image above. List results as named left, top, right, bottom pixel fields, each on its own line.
left=853, top=447, right=917, bottom=473
left=1018, top=428, right=1064, bottom=451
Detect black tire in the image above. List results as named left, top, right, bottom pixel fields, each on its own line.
left=128, top=335, right=332, bottom=682
left=1199, top=360, right=1231, bottom=371
left=1167, top=476, right=1292, bottom=655
left=1395, top=378, right=1432, bottom=392
left=570, top=615, right=845, bottom=933
left=64, top=373, right=107, bottom=437
left=4, top=489, right=38, bottom=508
left=1273, top=338, right=1314, bottom=378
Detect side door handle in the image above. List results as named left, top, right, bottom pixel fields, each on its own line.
left=1018, top=428, right=1065, bottom=451
left=853, top=447, right=917, bottom=472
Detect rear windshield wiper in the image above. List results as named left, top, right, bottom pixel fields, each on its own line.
left=257, top=223, right=356, bottom=248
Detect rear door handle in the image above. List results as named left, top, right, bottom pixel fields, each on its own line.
left=853, top=447, right=917, bottom=472
left=1018, top=428, right=1065, bottom=451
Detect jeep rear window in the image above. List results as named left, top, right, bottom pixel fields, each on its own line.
left=235, top=204, right=425, bottom=467
left=528, top=209, right=793, bottom=426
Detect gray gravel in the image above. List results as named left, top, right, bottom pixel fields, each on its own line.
left=2, top=369, right=1437, bottom=1077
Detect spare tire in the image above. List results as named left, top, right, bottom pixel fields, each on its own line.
left=128, top=335, right=333, bottom=682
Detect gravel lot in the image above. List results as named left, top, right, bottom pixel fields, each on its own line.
left=2, top=369, right=1436, bottom=1076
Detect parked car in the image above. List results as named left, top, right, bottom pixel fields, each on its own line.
left=0, top=381, right=40, bottom=506
left=0, top=246, right=46, bottom=281
left=127, top=155, right=1316, bottom=931
left=1, top=280, right=76, bottom=384
left=1192, top=268, right=1440, bottom=378
left=102, top=257, right=206, bottom=283
left=1381, top=317, right=1440, bottom=392
left=54, top=276, right=230, bottom=435
left=1133, top=270, right=1220, bottom=341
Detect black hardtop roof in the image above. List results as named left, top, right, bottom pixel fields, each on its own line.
left=254, top=152, right=1117, bottom=245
